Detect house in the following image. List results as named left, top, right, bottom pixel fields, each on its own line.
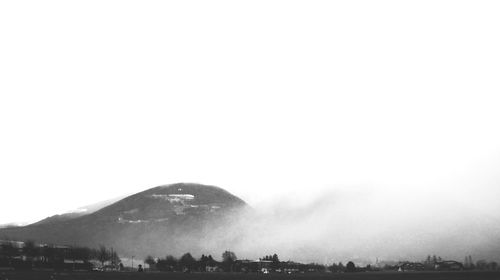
left=398, top=262, right=425, bottom=271
left=234, top=259, right=272, bottom=273
left=435, top=261, right=464, bottom=271
left=0, top=240, right=24, bottom=249
left=205, top=264, right=220, bottom=272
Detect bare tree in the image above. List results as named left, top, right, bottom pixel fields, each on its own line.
left=96, top=245, right=110, bottom=267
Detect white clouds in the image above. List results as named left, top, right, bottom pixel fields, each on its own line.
left=1, top=1, right=500, bottom=225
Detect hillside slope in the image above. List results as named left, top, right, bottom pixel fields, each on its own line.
left=0, top=183, right=248, bottom=258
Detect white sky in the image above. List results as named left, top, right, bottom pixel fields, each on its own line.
left=1, top=1, right=499, bottom=225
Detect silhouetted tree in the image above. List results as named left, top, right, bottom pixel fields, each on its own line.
left=222, top=250, right=237, bottom=272
left=110, top=250, right=120, bottom=267
left=145, top=255, right=156, bottom=269
left=468, top=256, right=475, bottom=269
left=338, top=262, right=345, bottom=271
left=179, top=253, right=196, bottom=271
left=164, top=255, right=178, bottom=271
left=424, top=255, right=434, bottom=269
left=329, top=262, right=344, bottom=273
left=346, top=261, right=356, bottom=272
left=96, top=245, right=110, bottom=267
left=270, top=253, right=280, bottom=269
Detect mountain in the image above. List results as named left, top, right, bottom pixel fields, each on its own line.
left=0, top=183, right=248, bottom=258
left=32, top=195, right=126, bottom=226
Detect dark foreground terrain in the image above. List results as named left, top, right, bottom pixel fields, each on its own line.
left=1, top=271, right=500, bottom=280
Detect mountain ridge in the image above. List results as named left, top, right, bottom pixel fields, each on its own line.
left=0, top=183, right=248, bottom=258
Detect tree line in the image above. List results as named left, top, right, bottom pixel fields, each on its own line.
left=0, top=240, right=120, bottom=271
left=2, top=239, right=499, bottom=273
left=145, top=251, right=326, bottom=273
left=146, top=251, right=500, bottom=273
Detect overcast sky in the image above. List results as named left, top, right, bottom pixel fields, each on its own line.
left=1, top=1, right=499, bottom=225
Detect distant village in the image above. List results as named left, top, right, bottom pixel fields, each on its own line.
left=0, top=239, right=498, bottom=273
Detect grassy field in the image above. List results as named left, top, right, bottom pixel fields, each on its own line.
left=1, top=271, right=500, bottom=280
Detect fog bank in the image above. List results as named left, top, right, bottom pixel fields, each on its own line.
left=202, top=185, right=500, bottom=264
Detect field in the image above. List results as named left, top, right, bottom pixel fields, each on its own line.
left=1, top=271, right=500, bottom=280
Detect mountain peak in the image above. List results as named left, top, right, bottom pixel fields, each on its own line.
left=0, top=183, right=247, bottom=258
